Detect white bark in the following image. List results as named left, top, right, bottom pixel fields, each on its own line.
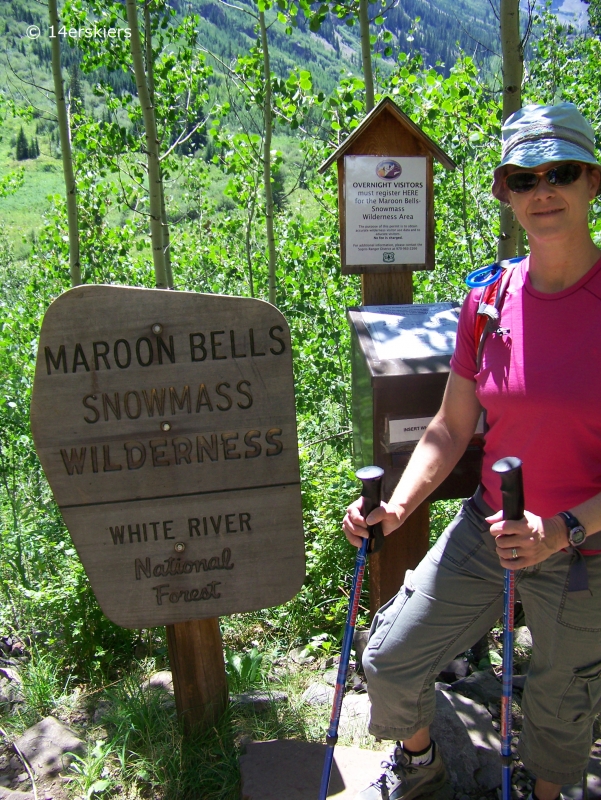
left=144, top=1, right=173, bottom=289
left=126, top=0, right=168, bottom=288
left=498, top=0, right=523, bottom=260
left=49, top=0, right=81, bottom=286
left=259, top=11, right=277, bottom=306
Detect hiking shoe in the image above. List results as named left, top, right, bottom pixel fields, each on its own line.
left=356, top=741, right=448, bottom=799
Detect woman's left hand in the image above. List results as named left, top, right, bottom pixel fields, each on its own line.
left=486, top=510, right=569, bottom=569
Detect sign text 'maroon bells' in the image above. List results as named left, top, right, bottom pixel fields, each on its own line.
left=43, top=325, right=287, bottom=477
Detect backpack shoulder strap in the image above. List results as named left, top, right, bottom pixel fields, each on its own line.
left=465, top=257, right=526, bottom=371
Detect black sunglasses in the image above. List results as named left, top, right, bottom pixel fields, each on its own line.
left=505, top=163, right=583, bottom=194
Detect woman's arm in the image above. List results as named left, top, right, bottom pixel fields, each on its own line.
left=343, top=371, right=482, bottom=547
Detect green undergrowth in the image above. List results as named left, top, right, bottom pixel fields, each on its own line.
left=2, top=655, right=387, bottom=800
left=429, top=499, right=462, bottom=546
left=75, top=678, right=240, bottom=800
left=78, top=658, right=387, bottom=799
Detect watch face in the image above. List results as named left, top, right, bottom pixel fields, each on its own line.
left=569, top=526, right=586, bottom=546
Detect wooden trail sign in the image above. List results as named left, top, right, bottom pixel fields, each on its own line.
left=31, top=285, right=305, bottom=629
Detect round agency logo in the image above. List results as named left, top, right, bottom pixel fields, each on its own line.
left=375, top=159, right=402, bottom=179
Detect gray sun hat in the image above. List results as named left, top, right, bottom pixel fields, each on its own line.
left=492, top=102, right=601, bottom=202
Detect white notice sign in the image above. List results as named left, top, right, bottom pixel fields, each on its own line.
left=345, top=156, right=427, bottom=266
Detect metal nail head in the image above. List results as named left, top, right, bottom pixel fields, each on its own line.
left=152, top=323, right=163, bottom=335
left=160, top=421, right=171, bottom=432
left=174, top=542, right=186, bottom=553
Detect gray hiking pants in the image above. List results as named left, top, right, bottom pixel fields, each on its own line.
left=363, top=494, right=601, bottom=785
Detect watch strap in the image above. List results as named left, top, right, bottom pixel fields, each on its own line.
left=558, top=510, right=586, bottom=546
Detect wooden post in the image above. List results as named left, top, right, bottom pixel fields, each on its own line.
left=361, top=272, right=412, bottom=306
left=166, top=618, right=228, bottom=731
left=319, top=99, right=456, bottom=614
left=362, top=271, right=430, bottom=612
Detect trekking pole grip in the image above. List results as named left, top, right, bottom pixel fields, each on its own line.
left=356, top=465, right=385, bottom=554
left=492, top=457, right=524, bottom=522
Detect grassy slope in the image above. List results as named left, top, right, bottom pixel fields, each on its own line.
left=0, top=133, right=63, bottom=257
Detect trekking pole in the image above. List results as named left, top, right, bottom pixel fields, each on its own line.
left=492, top=456, right=524, bottom=800
left=318, top=465, right=384, bottom=800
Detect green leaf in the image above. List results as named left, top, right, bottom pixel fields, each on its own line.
left=299, top=71, right=312, bottom=90
left=87, top=779, right=110, bottom=798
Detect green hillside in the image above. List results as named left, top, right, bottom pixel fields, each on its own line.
left=0, top=0, right=499, bottom=255
left=0, top=0, right=499, bottom=115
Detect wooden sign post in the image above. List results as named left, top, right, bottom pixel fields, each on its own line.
left=320, top=97, right=456, bottom=614
left=30, top=285, right=305, bottom=727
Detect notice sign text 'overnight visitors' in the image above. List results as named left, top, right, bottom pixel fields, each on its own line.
left=344, top=155, right=427, bottom=267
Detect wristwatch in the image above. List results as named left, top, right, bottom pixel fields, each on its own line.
left=558, top=511, right=587, bottom=547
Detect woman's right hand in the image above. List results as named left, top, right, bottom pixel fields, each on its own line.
left=342, top=498, right=406, bottom=548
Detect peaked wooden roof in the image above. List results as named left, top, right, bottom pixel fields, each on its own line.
left=318, top=96, right=456, bottom=173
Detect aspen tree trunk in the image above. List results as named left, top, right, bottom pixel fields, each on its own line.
left=158, top=170, right=173, bottom=288
left=498, top=0, right=523, bottom=260
left=245, top=188, right=257, bottom=298
left=259, top=11, right=277, bottom=306
left=358, top=0, right=375, bottom=112
left=126, top=0, right=168, bottom=289
left=49, top=0, right=81, bottom=287
left=144, top=1, right=173, bottom=289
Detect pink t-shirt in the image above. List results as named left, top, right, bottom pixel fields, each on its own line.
left=451, top=256, right=601, bottom=543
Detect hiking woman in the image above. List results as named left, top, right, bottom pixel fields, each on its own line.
left=343, top=102, right=601, bottom=800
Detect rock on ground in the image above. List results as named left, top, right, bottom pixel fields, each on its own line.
left=0, top=789, right=36, bottom=799
left=240, top=740, right=454, bottom=800
left=144, top=670, right=174, bottom=693
left=431, top=687, right=481, bottom=793
left=302, top=683, right=334, bottom=707
left=0, top=669, right=20, bottom=686
left=338, top=693, right=370, bottom=740
left=451, top=669, right=503, bottom=707
left=301, top=683, right=370, bottom=740
left=0, top=667, right=23, bottom=709
left=13, top=716, right=84, bottom=778
left=231, top=690, right=289, bottom=711
left=289, top=647, right=314, bottom=666
left=0, top=679, right=22, bottom=708
left=352, top=630, right=370, bottom=670
left=438, top=657, right=471, bottom=684
left=239, top=740, right=453, bottom=799
left=514, top=627, right=532, bottom=649
left=440, top=687, right=500, bottom=790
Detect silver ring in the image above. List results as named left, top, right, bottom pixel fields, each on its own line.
left=512, top=548, right=519, bottom=560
